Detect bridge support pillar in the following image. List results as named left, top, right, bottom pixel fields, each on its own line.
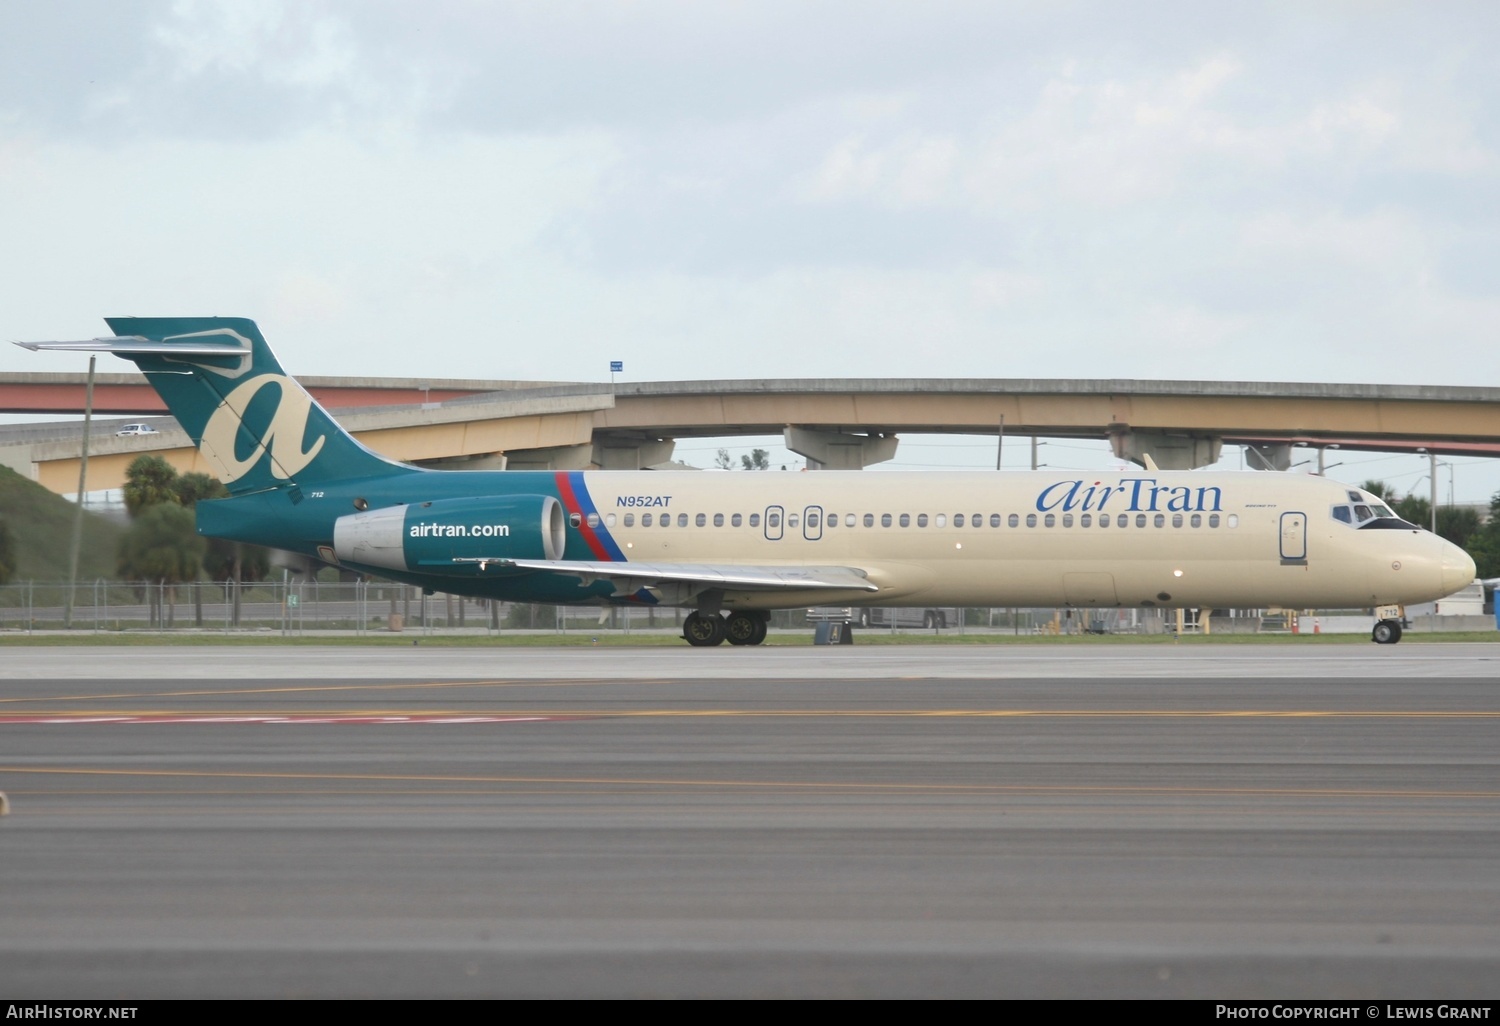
left=1245, top=443, right=1293, bottom=472
left=784, top=427, right=899, bottom=470
left=592, top=436, right=678, bottom=470
left=1110, top=428, right=1221, bottom=470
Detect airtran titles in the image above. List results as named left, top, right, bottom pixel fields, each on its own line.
left=1036, top=478, right=1223, bottom=514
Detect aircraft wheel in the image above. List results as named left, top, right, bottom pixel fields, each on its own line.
left=749, top=617, right=768, bottom=645
left=923, top=611, right=937, bottom=629
left=683, top=611, right=727, bottom=647
left=858, top=609, right=871, bottom=628
left=1372, top=619, right=1403, bottom=645
left=725, top=611, right=761, bottom=646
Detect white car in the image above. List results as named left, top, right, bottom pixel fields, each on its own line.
left=115, top=423, right=159, bottom=437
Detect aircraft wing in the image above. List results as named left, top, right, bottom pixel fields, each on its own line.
left=444, top=558, right=879, bottom=593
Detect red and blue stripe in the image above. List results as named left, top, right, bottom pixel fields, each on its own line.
left=554, top=470, right=627, bottom=562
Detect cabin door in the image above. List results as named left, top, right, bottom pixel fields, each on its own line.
left=1280, top=511, right=1307, bottom=565
left=764, top=505, right=785, bottom=541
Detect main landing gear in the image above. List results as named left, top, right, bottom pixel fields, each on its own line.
left=1372, top=619, right=1403, bottom=645
left=683, top=610, right=769, bottom=647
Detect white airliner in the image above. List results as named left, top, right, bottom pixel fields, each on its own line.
left=18, top=318, right=1476, bottom=646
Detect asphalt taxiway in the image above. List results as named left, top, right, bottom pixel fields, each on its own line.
left=1, top=644, right=1497, bottom=998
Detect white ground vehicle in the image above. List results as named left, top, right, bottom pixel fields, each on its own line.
left=115, top=423, right=159, bottom=437
left=807, top=606, right=960, bottom=629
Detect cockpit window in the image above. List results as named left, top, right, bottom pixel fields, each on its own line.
left=1347, top=491, right=1363, bottom=502
left=1332, top=498, right=1419, bottom=531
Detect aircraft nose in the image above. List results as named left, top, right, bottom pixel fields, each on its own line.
left=1439, top=538, right=1477, bottom=595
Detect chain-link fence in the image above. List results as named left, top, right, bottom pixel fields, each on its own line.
left=0, top=578, right=1191, bottom=636
left=0, top=578, right=704, bottom=635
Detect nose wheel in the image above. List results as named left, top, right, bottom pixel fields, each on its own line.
left=1372, top=619, right=1403, bottom=644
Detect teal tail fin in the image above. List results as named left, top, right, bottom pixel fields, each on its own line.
left=21, top=317, right=411, bottom=495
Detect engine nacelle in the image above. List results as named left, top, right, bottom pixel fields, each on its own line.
left=333, top=494, right=566, bottom=573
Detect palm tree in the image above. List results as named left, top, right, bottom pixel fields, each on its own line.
left=117, top=504, right=205, bottom=627
left=123, top=456, right=181, bottom=518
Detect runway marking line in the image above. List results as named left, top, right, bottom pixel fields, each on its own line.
left=2, top=766, right=1499, bottom=800
left=3, top=708, right=1500, bottom=724
left=0, top=678, right=641, bottom=705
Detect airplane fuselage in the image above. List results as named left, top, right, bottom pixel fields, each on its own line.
left=197, top=467, right=1471, bottom=612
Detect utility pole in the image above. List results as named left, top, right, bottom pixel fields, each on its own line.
left=1429, top=451, right=1438, bottom=534
left=63, top=356, right=97, bottom=629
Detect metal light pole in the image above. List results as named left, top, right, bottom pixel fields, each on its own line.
left=63, top=356, right=97, bottom=629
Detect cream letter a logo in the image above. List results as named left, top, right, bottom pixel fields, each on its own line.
left=200, top=374, right=327, bottom=484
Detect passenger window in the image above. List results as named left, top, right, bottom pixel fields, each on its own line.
left=788, top=515, right=799, bottom=528
left=1062, top=514, right=1073, bottom=528
left=1171, top=514, right=1183, bottom=528
left=1044, top=514, right=1056, bottom=527
left=1117, top=515, right=1127, bottom=528
left=623, top=514, right=634, bottom=527
left=569, top=512, right=581, bottom=528
left=641, top=513, right=652, bottom=526
left=713, top=513, right=724, bottom=527
left=865, top=514, right=876, bottom=527
left=660, top=514, right=669, bottom=528
left=1099, top=514, right=1110, bottom=528
left=732, top=513, right=742, bottom=527
left=917, top=514, right=929, bottom=528
left=1080, top=514, right=1091, bottom=527
left=678, top=513, right=688, bottom=527
left=1227, top=515, right=1238, bottom=528
left=1190, top=513, right=1201, bottom=528
left=587, top=513, right=600, bottom=528
left=846, top=514, right=856, bottom=527
left=807, top=513, right=819, bottom=528
left=1209, top=514, right=1220, bottom=528
left=768, top=513, right=781, bottom=528
left=750, top=513, right=761, bottom=527
left=824, top=514, right=835, bottom=529
left=606, top=513, right=617, bottom=527
left=953, top=514, right=964, bottom=527
left=1008, top=514, right=1019, bottom=528
left=935, top=514, right=946, bottom=528
left=1026, top=514, right=1037, bottom=527
left=695, top=513, right=706, bottom=527
left=881, top=514, right=892, bottom=527
left=899, top=514, right=911, bottom=528
left=1136, top=514, right=1148, bottom=528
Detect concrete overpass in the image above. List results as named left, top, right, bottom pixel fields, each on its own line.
left=3, top=372, right=1499, bottom=494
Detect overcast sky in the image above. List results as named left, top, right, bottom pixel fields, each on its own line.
left=3, top=2, right=1498, bottom=495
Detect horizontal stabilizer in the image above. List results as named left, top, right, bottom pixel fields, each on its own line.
left=14, top=335, right=252, bottom=357
left=446, top=558, right=879, bottom=593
